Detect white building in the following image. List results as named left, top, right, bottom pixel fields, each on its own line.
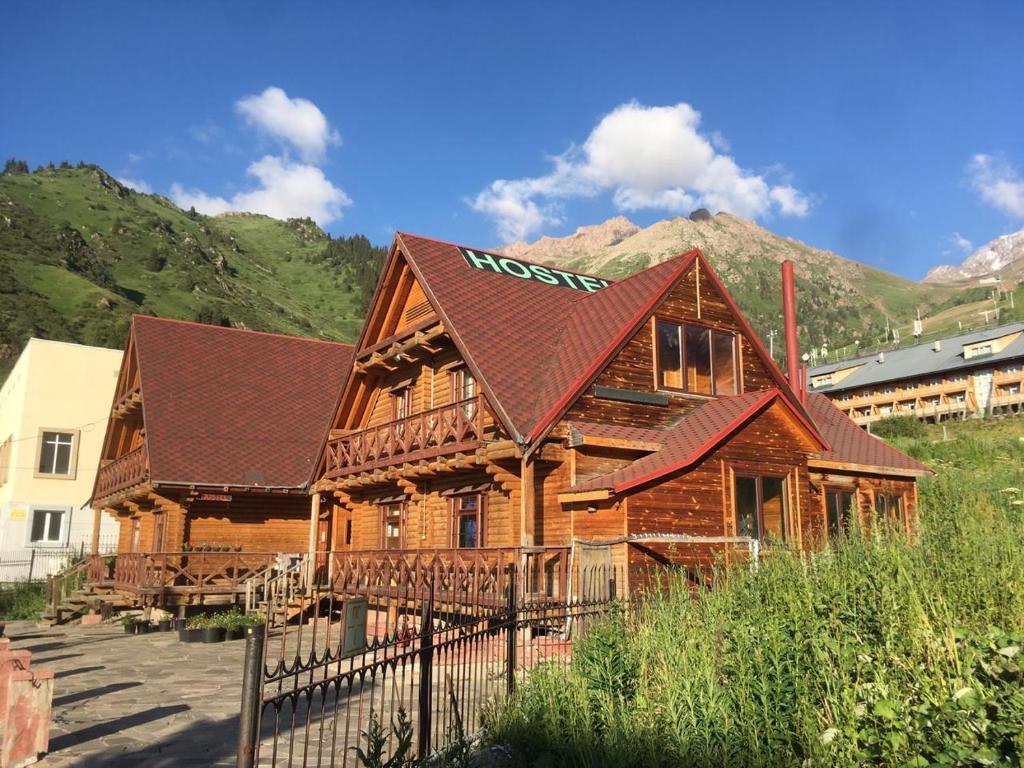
left=0, top=339, right=122, bottom=579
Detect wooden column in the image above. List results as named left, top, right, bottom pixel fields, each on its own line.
left=90, top=507, right=102, bottom=554
left=306, top=493, right=320, bottom=587
left=520, top=456, right=535, bottom=547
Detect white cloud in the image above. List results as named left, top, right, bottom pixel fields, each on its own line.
left=969, top=154, right=1024, bottom=219
left=171, top=155, right=350, bottom=224
left=236, top=86, right=340, bottom=162
left=470, top=101, right=811, bottom=242
left=945, top=231, right=974, bottom=255
left=118, top=177, right=152, bottom=194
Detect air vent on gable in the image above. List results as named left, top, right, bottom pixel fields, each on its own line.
left=877, top=352, right=885, bottom=364
left=933, top=340, right=941, bottom=352
left=404, top=300, right=433, bottom=324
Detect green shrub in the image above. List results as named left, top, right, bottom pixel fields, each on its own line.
left=870, top=415, right=927, bottom=440
left=0, top=582, right=46, bottom=620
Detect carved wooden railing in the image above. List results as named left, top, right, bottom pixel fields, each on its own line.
left=114, top=551, right=280, bottom=596
left=323, top=396, right=486, bottom=477
left=94, top=444, right=149, bottom=499
left=330, top=546, right=571, bottom=606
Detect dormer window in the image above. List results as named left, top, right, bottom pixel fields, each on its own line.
left=655, top=320, right=738, bottom=396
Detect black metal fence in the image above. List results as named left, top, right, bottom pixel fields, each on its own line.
left=236, top=553, right=623, bottom=767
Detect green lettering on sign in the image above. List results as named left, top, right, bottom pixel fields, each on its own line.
left=459, top=248, right=609, bottom=292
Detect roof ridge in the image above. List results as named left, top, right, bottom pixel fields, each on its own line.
left=396, top=230, right=615, bottom=283
left=132, top=314, right=355, bottom=349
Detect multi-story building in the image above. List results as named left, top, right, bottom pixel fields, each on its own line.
left=807, top=322, right=1024, bottom=426
left=0, top=339, right=122, bottom=577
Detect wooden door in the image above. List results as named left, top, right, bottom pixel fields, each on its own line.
left=152, top=513, right=166, bottom=552
left=316, top=515, right=331, bottom=570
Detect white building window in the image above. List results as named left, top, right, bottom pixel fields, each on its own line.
left=35, top=429, right=79, bottom=479
left=29, top=507, right=67, bottom=545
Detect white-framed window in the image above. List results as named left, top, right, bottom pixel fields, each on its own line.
left=28, top=506, right=69, bottom=546
left=35, top=429, right=79, bottom=479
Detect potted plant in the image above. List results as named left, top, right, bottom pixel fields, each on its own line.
left=135, top=618, right=151, bottom=635
left=200, top=614, right=226, bottom=644
left=121, top=615, right=137, bottom=635
left=179, top=616, right=203, bottom=643
left=157, top=617, right=172, bottom=632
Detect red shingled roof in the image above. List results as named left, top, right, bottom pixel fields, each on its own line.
left=397, top=234, right=814, bottom=445
left=133, top=315, right=353, bottom=489
left=805, top=393, right=930, bottom=476
left=567, top=421, right=666, bottom=448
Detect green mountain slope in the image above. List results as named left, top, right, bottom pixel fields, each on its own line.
left=0, top=163, right=386, bottom=376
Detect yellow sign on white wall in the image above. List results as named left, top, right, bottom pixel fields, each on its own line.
left=9, top=508, right=27, bottom=520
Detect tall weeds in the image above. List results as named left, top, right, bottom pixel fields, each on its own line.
left=487, top=428, right=1024, bottom=767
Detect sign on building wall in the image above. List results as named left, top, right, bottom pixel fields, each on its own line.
left=460, top=248, right=610, bottom=292
left=341, top=596, right=368, bottom=657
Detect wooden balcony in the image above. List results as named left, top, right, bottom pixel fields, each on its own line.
left=992, top=391, right=1024, bottom=408
left=94, top=444, right=149, bottom=500
left=323, top=396, right=487, bottom=478
left=112, top=385, right=143, bottom=419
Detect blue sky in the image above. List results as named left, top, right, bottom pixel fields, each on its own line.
left=2, top=1, right=1023, bottom=279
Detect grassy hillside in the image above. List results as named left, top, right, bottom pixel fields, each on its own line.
left=487, top=416, right=1024, bottom=767
left=0, top=162, right=386, bottom=377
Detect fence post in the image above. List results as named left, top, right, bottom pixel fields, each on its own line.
left=27, top=549, right=36, bottom=583
left=506, top=564, right=517, bottom=697
left=236, top=624, right=266, bottom=768
left=417, top=574, right=436, bottom=760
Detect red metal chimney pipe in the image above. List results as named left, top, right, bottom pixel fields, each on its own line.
left=781, top=260, right=801, bottom=394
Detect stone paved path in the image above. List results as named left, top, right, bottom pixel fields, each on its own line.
left=6, top=620, right=246, bottom=767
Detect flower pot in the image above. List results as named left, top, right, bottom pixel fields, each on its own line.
left=123, top=623, right=135, bottom=635
left=201, top=626, right=226, bottom=643
left=135, top=622, right=150, bottom=635
left=225, top=627, right=245, bottom=641
left=157, top=620, right=172, bottom=632
left=179, top=627, right=203, bottom=643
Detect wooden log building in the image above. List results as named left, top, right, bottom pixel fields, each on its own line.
left=314, top=233, right=930, bottom=593
left=90, top=315, right=353, bottom=604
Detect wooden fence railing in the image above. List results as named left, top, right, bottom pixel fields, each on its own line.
left=323, top=396, right=486, bottom=477
left=94, top=444, right=149, bottom=499
left=113, top=551, right=281, bottom=596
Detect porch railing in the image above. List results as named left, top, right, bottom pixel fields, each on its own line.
left=94, top=444, right=149, bottom=499
left=323, top=396, right=486, bottom=477
left=113, top=551, right=280, bottom=596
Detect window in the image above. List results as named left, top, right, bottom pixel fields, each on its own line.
left=734, top=475, right=788, bottom=542
left=451, top=494, right=484, bottom=548
left=36, top=430, right=78, bottom=478
left=380, top=503, right=404, bottom=549
left=30, top=508, right=65, bottom=544
left=875, top=492, right=905, bottom=527
left=656, top=320, right=738, bottom=396
left=812, top=374, right=833, bottom=388
left=0, top=436, right=10, bottom=487
left=452, top=367, right=478, bottom=419
left=825, top=489, right=856, bottom=540
left=391, top=388, right=411, bottom=421
left=130, top=518, right=141, bottom=552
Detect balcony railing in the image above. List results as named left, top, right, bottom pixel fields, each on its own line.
left=94, top=444, right=149, bottom=500
left=113, top=551, right=280, bottom=596
left=992, top=391, right=1024, bottom=407
left=323, top=396, right=486, bottom=478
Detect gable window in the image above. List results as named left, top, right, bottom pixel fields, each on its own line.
left=30, top=507, right=66, bottom=545
left=380, top=503, right=404, bottom=550
left=451, top=494, right=484, bottom=548
left=825, top=488, right=856, bottom=540
left=656, top=320, right=738, bottom=396
left=452, top=367, right=478, bottom=419
left=734, top=475, right=788, bottom=542
left=36, top=430, right=78, bottom=478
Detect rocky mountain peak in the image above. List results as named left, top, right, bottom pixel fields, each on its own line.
left=924, top=229, right=1024, bottom=284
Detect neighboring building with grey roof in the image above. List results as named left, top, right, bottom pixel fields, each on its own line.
left=808, top=321, right=1024, bottom=425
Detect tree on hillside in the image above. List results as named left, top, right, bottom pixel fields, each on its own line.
left=312, top=235, right=388, bottom=313
left=2, top=158, right=30, bottom=175
left=195, top=304, right=231, bottom=327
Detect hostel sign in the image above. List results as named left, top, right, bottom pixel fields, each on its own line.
left=460, top=248, right=610, bottom=293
